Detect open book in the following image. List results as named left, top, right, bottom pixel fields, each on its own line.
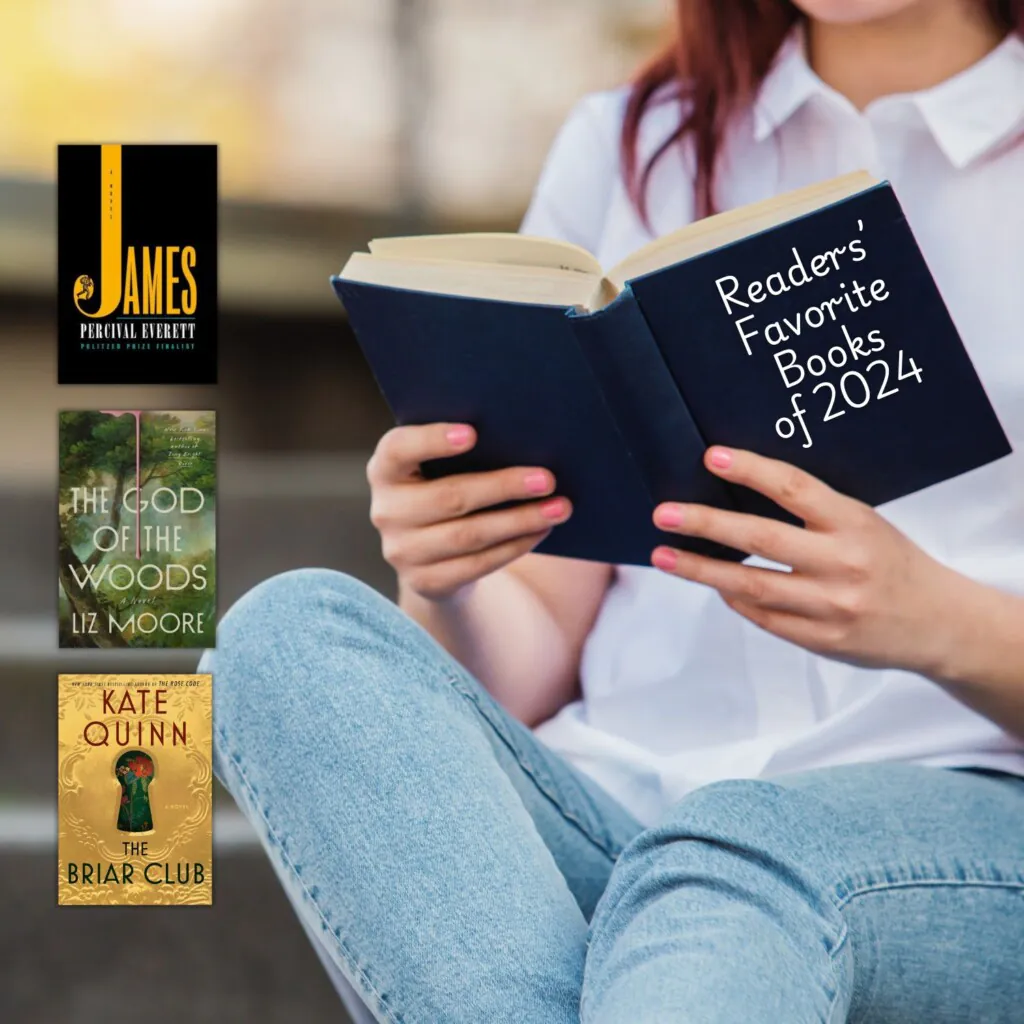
left=333, top=173, right=1010, bottom=565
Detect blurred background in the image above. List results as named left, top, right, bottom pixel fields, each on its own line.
left=0, top=1, right=665, bottom=1021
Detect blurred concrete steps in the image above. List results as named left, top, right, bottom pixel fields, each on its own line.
left=2, top=849, right=354, bottom=1024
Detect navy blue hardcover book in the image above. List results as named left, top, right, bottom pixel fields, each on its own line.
left=332, top=174, right=1011, bottom=566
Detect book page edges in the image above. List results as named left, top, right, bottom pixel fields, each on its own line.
left=368, top=233, right=604, bottom=276
left=339, top=251, right=605, bottom=309
left=606, top=170, right=876, bottom=290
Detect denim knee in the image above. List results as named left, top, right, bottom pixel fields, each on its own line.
left=583, top=782, right=860, bottom=1023
left=204, top=568, right=467, bottom=751
left=216, top=568, right=390, bottom=648
left=625, top=778, right=847, bottom=865
left=592, top=778, right=849, bottom=948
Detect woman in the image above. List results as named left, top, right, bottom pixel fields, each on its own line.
left=205, top=1, right=1024, bottom=1021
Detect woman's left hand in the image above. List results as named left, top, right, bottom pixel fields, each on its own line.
left=651, top=445, right=962, bottom=676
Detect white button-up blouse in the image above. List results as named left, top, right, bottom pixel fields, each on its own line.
left=524, top=30, right=1024, bottom=825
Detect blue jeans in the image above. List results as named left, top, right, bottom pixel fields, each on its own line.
left=201, top=569, right=1024, bottom=1023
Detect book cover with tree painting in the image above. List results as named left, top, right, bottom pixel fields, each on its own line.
left=58, top=410, right=216, bottom=648
left=58, top=673, right=213, bottom=906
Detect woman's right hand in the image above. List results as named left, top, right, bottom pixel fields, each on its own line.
left=367, top=423, right=572, bottom=602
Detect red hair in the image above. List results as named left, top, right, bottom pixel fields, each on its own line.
left=623, top=1, right=1024, bottom=221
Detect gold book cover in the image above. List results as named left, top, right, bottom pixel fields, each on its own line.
left=57, top=673, right=213, bottom=906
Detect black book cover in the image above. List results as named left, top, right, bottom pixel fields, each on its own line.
left=628, top=183, right=1011, bottom=523
left=57, top=144, right=218, bottom=385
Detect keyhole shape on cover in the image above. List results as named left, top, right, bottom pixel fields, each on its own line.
left=115, top=750, right=155, bottom=832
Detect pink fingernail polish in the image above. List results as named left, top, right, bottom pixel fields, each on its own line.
left=524, top=471, right=550, bottom=495
left=540, top=498, right=567, bottom=520
left=709, top=447, right=732, bottom=469
left=446, top=425, right=472, bottom=448
left=652, top=547, right=677, bottom=571
left=657, top=505, right=684, bottom=528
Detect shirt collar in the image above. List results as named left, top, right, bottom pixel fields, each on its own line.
left=913, top=33, right=1024, bottom=167
left=752, top=29, right=821, bottom=144
left=753, top=27, right=1024, bottom=169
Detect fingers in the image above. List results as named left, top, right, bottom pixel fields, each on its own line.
left=653, top=502, right=832, bottom=570
left=368, top=423, right=476, bottom=483
left=703, top=446, right=858, bottom=529
left=383, top=496, right=571, bottom=568
left=372, top=464, right=560, bottom=529
left=401, top=531, right=554, bottom=601
left=651, top=546, right=827, bottom=616
left=367, top=422, right=575, bottom=599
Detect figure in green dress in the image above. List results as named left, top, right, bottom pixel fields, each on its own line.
left=115, top=750, right=155, bottom=832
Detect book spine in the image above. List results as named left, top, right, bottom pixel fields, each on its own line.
left=568, top=288, right=735, bottom=510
